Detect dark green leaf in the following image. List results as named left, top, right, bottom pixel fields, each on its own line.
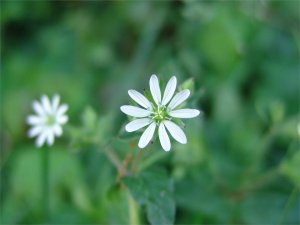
left=123, top=169, right=175, bottom=225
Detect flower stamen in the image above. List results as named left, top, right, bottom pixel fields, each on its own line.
left=151, top=105, right=170, bottom=124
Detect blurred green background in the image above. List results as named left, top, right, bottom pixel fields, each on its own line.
left=1, top=0, right=299, bottom=224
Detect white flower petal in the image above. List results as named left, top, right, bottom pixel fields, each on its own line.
left=138, top=122, right=156, bottom=149
left=46, top=131, right=55, bottom=146
left=36, top=132, right=47, bottom=147
left=41, top=95, right=52, bottom=114
left=27, top=115, right=45, bottom=125
left=28, top=95, right=69, bottom=147
left=158, top=123, right=171, bottom=151
left=149, top=74, right=161, bottom=105
left=167, top=89, right=190, bottom=110
left=120, top=105, right=151, bottom=117
left=53, top=124, right=63, bottom=136
left=162, top=76, right=177, bottom=106
left=164, top=120, right=187, bottom=144
left=32, top=101, right=45, bottom=116
left=169, top=109, right=200, bottom=118
left=56, top=104, right=68, bottom=116
left=52, top=94, right=60, bottom=112
left=28, top=126, right=43, bottom=138
left=125, top=118, right=152, bottom=132
left=128, top=90, right=152, bottom=109
left=57, top=115, right=68, bottom=124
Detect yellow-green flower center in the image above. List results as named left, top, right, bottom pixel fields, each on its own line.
left=152, top=105, right=170, bottom=123
left=46, top=115, right=56, bottom=126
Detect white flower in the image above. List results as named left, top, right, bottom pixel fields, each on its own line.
left=120, top=74, right=201, bottom=151
left=27, top=94, right=68, bottom=147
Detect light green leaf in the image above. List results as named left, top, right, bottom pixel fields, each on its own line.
left=179, top=78, right=195, bottom=93
left=82, top=106, right=98, bottom=130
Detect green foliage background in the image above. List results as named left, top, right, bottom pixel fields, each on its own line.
left=0, top=1, right=299, bottom=224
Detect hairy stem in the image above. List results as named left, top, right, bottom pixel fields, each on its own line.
left=102, top=146, right=129, bottom=176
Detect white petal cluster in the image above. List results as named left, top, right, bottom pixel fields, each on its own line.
left=27, top=95, right=68, bottom=147
left=121, top=75, right=201, bottom=151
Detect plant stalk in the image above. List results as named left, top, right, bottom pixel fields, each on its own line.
left=128, top=191, right=140, bottom=225
left=102, top=146, right=129, bottom=176
left=43, top=147, right=50, bottom=222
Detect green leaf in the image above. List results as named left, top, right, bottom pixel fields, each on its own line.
left=96, top=113, right=114, bottom=145
left=68, top=107, right=115, bottom=149
left=105, top=185, right=129, bottom=224
left=6, top=147, right=93, bottom=222
left=123, top=169, right=175, bottom=225
left=81, top=106, right=97, bottom=130
left=123, top=176, right=148, bottom=205
left=179, top=78, right=195, bottom=93
left=240, top=191, right=299, bottom=224
left=280, top=150, right=300, bottom=189
left=175, top=170, right=232, bottom=223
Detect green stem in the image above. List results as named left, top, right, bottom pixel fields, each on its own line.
left=128, top=191, right=140, bottom=225
left=43, top=147, right=50, bottom=222
left=102, top=146, right=129, bottom=176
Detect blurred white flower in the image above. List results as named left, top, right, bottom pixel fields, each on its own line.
left=121, top=75, right=201, bottom=151
left=27, top=94, right=68, bottom=147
